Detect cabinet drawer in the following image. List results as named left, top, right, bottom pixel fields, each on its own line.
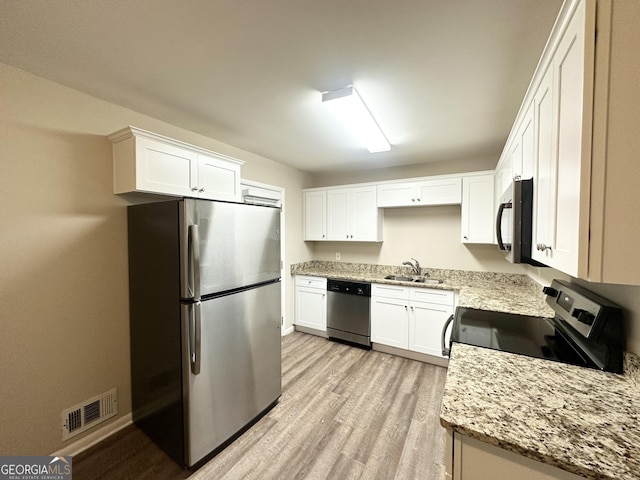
left=295, top=275, right=327, bottom=289
left=410, top=287, right=454, bottom=306
left=372, top=283, right=410, bottom=300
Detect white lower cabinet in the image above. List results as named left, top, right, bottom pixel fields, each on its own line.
left=446, top=431, right=583, bottom=480
left=371, top=295, right=410, bottom=349
left=371, top=284, right=454, bottom=357
left=294, top=276, right=327, bottom=333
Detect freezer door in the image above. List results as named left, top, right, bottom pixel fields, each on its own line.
left=181, top=199, right=281, bottom=298
left=182, top=281, right=282, bottom=466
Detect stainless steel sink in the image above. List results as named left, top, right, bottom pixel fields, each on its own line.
left=383, top=275, right=443, bottom=285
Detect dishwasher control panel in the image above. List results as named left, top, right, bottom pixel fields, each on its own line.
left=327, top=279, right=371, bottom=297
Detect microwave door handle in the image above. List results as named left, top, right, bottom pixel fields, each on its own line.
left=496, top=201, right=510, bottom=251
left=189, top=224, right=201, bottom=301
left=441, top=314, right=455, bottom=357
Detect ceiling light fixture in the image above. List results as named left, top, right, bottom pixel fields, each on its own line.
left=322, top=84, right=391, bottom=153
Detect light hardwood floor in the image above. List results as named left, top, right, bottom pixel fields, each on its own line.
left=74, top=332, right=448, bottom=480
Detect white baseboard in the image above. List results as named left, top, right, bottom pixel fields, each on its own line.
left=281, top=325, right=295, bottom=336
left=51, top=413, right=132, bottom=457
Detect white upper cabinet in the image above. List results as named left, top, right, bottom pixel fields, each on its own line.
left=531, top=0, right=590, bottom=276
left=461, top=174, right=495, bottom=244
left=109, top=126, right=243, bottom=201
left=305, top=186, right=382, bottom=242
left=304, top=190, right=327, bottom=241
left=497, top=0, right=640, bottom=284
left=326, top=186, right=382, bottom=241
left=377, top=177, right=462, bottom=207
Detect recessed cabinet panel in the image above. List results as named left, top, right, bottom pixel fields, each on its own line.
left=137, top=136, right=197, bottom=196
left=294, top=276, right=327, bottom=333
left=532, top=65, right=555, bottom=267
left=416, top=178, right=462, bottom=205
left=376, top=183, right=416, bottom=207
left=461, top=175, right=494, bottom=244
left=371, top=297, right=409, bottom=349
left=409, top=302, right=453, bottom=357
left=327, top=189, right=350, bottom=240
left=304, top=191, right=327, bottom=241
left=197, top=154, right=241, bottom=201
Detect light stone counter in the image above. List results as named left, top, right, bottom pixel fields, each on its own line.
left=291, top=260, right=554, bottom=318
left=291, top=261, right=640, bottom=480
left=441, top=344, right=640, bottom=480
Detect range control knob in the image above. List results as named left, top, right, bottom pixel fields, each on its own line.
left=542, top=286, right=559, bottom=298
left=572, top=308, right=595, bottom=326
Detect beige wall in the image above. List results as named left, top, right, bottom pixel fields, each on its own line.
left=311, top=155, right=498, bottom=187
left=0, top=62, right=312, bottom=455
left=311, top=205, right=528, bottom=274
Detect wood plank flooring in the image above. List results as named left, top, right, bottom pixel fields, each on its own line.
left=73, top=332, right=448, bottom=480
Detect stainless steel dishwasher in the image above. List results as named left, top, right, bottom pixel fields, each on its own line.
left=326, top=278, right=371, bottom=348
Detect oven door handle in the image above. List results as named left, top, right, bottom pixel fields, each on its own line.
left=441, top=314, right=455, bottom=357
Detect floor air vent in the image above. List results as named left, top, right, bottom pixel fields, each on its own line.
left=62, top=388, right=117, bottom=441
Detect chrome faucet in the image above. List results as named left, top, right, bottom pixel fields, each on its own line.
left=402, top=258, right=421, bottom=276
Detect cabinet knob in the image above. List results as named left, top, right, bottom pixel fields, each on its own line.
left=537, top=243, right=552, bottom=252
left=463, top=236, right=468, bottom=240
left=417, top=198, right=421, bottom=202
left=350, top=235, right=353, bottom=239
left=411, top=198, right=416, bottom=202
left=191, top=187, right=198, bottom=191
left=199, top=188, right=205, bottom=192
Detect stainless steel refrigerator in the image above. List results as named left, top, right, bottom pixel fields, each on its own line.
left=127, top=198, right=282, bottom=467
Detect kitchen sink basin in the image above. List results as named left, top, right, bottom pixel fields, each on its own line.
left=383, top=275, right=443, bottom=285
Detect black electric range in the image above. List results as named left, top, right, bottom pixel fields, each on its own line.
left=443, top=279, right=625, bottom=373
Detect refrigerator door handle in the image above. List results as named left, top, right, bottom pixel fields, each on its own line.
left=191, top=301, right=202, bottom=375
left=189, top=224, right=201, bottom=301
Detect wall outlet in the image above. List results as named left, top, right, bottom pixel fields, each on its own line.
left=335, top=252, right=341, bottom=261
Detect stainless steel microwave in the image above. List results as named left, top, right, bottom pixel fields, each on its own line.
left=496, top=178, right=543, bottom=266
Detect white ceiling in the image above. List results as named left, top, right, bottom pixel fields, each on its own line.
left=0, top=0, right=562, bottom=174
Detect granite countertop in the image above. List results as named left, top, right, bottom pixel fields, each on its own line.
left=291, top=260, right=554, bottom=317
left=441, top=344, right=640, bottom=480
left=291, top=261, right=640, bottom=479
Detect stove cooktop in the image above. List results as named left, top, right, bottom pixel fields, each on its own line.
left=450, top=307, right=589, bottom=368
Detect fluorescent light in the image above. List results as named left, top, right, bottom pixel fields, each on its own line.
left=322, top=84, right=391, bottom=153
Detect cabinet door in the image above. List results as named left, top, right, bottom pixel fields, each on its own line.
left=197, top=154, right=241, bottom=201
left=461, top=175, right=494, bottom=244
left=326, top=188, right=350, bottom=240
left=136, top=136, right=197, bottom=196
left=294, top=286, right=327, bottom=331
left=416, top=178, right=462, bottom=205
left=371, top=297, right=409, bottom=349
left=532, top=64, right=555, bottom=267
left=304, top=190, right=327, bottom=241
left=547, top=1, right=588, bottom=277
left=350, top=186, right=381, bottom=241
left=376, top=182, right=416, bottom=207
left=409, top=301, right=453, bottom=357
left=454, top=434, right=584, bottom=480
left=532, top=0, right=587, bottom=276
